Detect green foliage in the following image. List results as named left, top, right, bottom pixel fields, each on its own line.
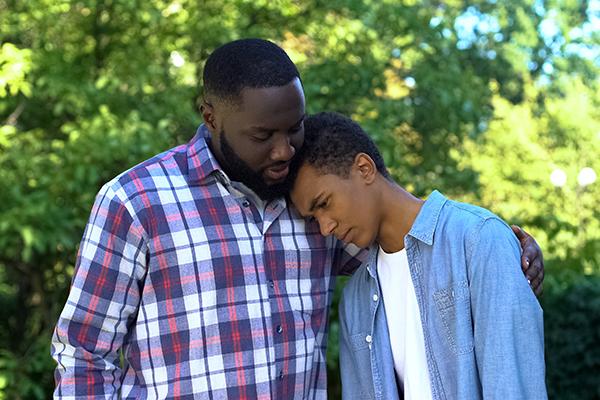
left=0, top=0, right=598, bottom=398
left=458, top=77, right=600, bottom=274
left=0, top=335, right=55, bottom=400
left=542, top=272, right=600, bottom=400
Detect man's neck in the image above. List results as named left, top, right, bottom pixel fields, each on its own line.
left=377, top=179, right=424, bottom=253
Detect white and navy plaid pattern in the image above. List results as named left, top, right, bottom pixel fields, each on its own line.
left=51, top=126, right=362, bottom=399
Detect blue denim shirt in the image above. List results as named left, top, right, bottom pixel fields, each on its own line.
left=338, top=191, right=547, bottom=400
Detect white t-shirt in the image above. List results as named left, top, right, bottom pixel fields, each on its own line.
left=377, top=246, right=433, bottom=400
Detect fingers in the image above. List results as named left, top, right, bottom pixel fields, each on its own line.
left=525, top=257, right=542, bottom=280
left=527, top=258, right=544, bottom=297
left=522, top=245, right=537, bottom=274
left=515, top=227, right=543, bottom=275
left=512, top=224, right=544, bottom=297
left=533, top=276, right=544, bottom=297
left=513, top=224, right=533, bottom=270
left=511, top=224, right=527, bottom=242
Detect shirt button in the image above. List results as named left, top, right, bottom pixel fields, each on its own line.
left=372, top=294, right=379, bottom=302
left=242, top=199, right=250, bottom=207
left=269, top=280, right=274, bottom=288
left=279, top=370, right=284, bottom=380
left=276, top=325, right=283, bottom=334
left=365, top=335, right=372, bottom=343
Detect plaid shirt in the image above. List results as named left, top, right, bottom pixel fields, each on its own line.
left=52, top=126, right=363, bottom=399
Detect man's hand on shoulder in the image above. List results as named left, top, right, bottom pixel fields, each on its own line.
left=511, top=225, right=544, bottom=297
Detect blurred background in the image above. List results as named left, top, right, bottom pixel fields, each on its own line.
left=1, top=0, right=599, bottom=398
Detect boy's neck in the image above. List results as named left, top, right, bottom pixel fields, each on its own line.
left=377, top=178, right=424, bottom=253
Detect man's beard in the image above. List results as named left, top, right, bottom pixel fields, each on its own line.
left=218, top=131, right=292, bottom=201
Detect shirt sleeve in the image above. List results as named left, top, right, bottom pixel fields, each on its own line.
left=467, top=217, right=547, bottom=399
left=51, top=183, right=147, bottom=398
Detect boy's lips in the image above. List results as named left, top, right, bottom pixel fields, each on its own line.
left=338, top=228, right=352, bottom=243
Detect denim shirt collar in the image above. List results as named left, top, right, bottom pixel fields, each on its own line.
left=364, top=190, right=448, bottom=279
left=407, top=190, right=448, bottom=246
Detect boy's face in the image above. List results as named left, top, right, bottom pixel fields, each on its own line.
left=290, top=158, right=381, bottom=248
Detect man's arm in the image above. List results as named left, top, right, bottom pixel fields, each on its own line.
left=468, top=218, right=547, bottom=399
left=51, top=184, right=146, bottom=398
left=512, top=225, right=544, bottom=296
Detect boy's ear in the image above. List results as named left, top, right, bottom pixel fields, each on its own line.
left=353, top=153, right=377, bottom=184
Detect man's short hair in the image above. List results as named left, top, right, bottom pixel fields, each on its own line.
left=203, top=38, right=300, bottom=105
left=292, top=112, right=390, bottom=180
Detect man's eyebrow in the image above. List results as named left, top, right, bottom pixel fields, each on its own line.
left=248, top=115, right=305, bottom=133
left=247, top=125, right=274, bottom=133
left=290, top=114, right=306, bottom=128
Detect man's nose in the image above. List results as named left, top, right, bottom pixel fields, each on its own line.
left=270, top=133, right=295, bottom=162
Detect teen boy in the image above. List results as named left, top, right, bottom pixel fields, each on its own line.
left=290, top=112, right=547, bottom=400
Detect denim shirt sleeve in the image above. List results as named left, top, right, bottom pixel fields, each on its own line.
left=467, top=217, right=547, bottom=399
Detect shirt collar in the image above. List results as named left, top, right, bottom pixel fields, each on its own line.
left=364, top=190, right=447, bottom=278
left=186, top=124, right=287, bottom=211
left=406, top=190, right=448, bottom=246
left=186, top=124, right=225, bottom=184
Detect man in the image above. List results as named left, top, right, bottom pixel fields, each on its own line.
left=52, top=39, right=543, bottom=398
left=290, top=112, right=547, bottom=399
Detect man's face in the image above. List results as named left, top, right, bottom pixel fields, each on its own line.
left=204, top=78, right=305, bottom=199
left=290, top=161, right=381, bottom=248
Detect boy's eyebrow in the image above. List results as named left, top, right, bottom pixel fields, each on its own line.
left=308, top=193, right=324, bottom=214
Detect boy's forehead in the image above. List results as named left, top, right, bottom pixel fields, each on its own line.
left=291, top=164, right=320, bottom=207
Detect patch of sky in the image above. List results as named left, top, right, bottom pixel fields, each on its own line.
left=430, top=16, right=443, bottom=28
left=454, top=6, right=501, bottom=49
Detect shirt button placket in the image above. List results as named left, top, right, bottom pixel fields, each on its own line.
left=366, top=334, right=373, bottom=350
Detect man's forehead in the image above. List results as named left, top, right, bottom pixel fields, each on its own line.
left=226, top=90, right=304, bottom=133
left=240, top=79, right=304, bottom=104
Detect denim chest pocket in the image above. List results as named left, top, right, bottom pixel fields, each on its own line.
left=433, top=280, right=474, bottom=355
left=348, top=332, right=371, bottom=351
left=345, top=332, right=377, bottom=399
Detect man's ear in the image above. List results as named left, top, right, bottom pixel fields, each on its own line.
left=353, top=153, right=377, bottom=184
left=200, top=99, right=217, bottom=131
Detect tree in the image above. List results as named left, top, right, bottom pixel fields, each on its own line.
left=0, top=0, right=598, bottom=397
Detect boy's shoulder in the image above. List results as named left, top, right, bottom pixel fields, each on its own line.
left=443, top=198, right=500, bottom=225
left=437, top=198, right=516, bottom=248
left=409, top=190, right=511, bottom=247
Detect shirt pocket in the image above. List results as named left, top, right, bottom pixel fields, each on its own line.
left=349, top=332, right=371, bottom=351
left=433, top=280, right=474, bottom=355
